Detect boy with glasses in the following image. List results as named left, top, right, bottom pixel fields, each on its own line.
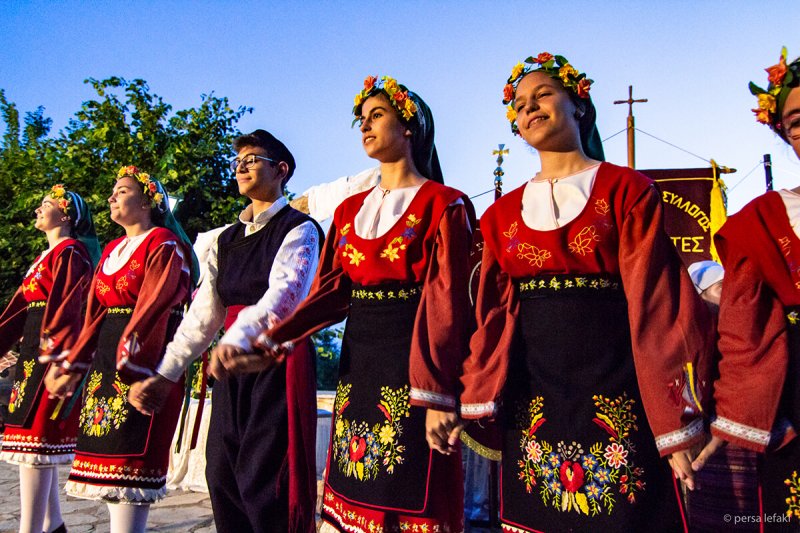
left=128, top=129, right=322, bottom=533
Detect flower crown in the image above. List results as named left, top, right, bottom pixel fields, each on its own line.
left=353, top=75, right=419, bottom=125
left=116, top=165, right=165, bottom=207
left=49, top=184, right=71, bottom=215
left=503, top=52, right=593, bottom=135
left=749, top=47, right=796, bottom=129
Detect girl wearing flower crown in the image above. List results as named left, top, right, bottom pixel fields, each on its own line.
left=220, top=76, right=475, bottom=532
left=0, top=185, right=98, bottom=533
left=45, top=167, right=197, bottom=533
left=691, top=48, right=800, bottom=529
left=457, top=53, right=713, bottom=532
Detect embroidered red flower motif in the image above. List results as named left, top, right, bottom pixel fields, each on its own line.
left=766, top=54, right=788, bottom=86
left=348, top=436, right=366, bottom=462
left=503, top=83, right=515, bottom=103
left=9, top=389, right=17, bottom=404
left=364, top=76, right=377, bottom=91
left=535, top=52, right=554, bottom=64
left=93, top=407, right=105, bottom=424
left=559, top=461, right=585, bottom=493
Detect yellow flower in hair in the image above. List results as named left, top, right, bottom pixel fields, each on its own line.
left=404, top=98, right=417, bottom=114
left=559, top=64, right=578, bottom=83
left=757, top=93, right=776, bottom=113
left=51, top=184, right=66, bottom=198
left=383, top=77, right=399, bottom=96
left=511, top=62, right=524, bottom=81
left=506, top=105, right=517, bottom=122
left=402, top=108, right=414, bottom=120
left=153, top=193, right=164, bottom=205
left=354, top=92, right=365, bottom=107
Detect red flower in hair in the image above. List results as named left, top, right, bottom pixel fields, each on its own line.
left=148, top=182, right=157, bottom=193
left=766, top=55, right=788, bottom=86
left=503, top=83, right=515, bottom=103
left=576, top=78, right=592, bottom=99
left=364, top=76, right=377, bottom=91
left=535, top=52, right=554, bottom=64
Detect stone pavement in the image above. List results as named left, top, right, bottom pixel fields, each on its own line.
left=0, top=463, right=216, bottom=533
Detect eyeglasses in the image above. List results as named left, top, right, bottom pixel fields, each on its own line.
left=229, top=154, right=278, bottom=173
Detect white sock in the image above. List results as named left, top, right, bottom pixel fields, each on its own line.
left=107, top=502, right=150, bottom=533
left=18, top=465, right=53, bottom=533
left=42, top=466, right=63, bottom=533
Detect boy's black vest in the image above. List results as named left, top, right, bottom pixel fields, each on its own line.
left=216, top=205, right=323, bottom=307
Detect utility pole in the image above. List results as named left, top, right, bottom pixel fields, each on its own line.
left=613, top=86, right=648, bottom=168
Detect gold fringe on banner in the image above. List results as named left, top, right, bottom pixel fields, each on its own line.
left=709, top=160, right=728, bottom=263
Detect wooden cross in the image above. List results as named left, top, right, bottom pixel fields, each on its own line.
left=613, top=86, right=648, bottom=168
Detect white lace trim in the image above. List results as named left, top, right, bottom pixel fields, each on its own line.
left=654, top=418, right=704, bottom=453
left=711, top=415, right=771, bottom=447
left=65, top=480, right=164, bottom=504
left=322, top=502, right=370, bottom=533
left=117, top=356, right=154, bottom=378
left=409, top=388, right=456, bottom=408
left=0, top=450, right=74, bottom=466
left=460, top=401, right=496, bottom=418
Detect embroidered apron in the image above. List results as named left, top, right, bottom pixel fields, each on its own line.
left=5, top=302, right=48, bottom=427
left=500, top=274, right=682, bottom=533
left=325, top=283, right=433, bottom=513
left=758, top=307, right=800, bottom=529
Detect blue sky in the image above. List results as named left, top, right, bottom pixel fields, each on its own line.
left=2, top=0, right=799, bottom=217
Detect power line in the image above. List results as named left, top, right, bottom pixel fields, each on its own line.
left=469, top=188, right=494, bottom=200
left=634, top=128, right=712, bottom=164
left=602, top=128, right=627, bottom=143
left=728, top=160, right=764, bottom=192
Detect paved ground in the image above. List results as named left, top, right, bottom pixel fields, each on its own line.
left=0, top=463, right=215, bottom=533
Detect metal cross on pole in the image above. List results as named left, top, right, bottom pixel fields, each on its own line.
left=492, top=144, right=509, bottom=200
left=613, top=86, right=648, bottom=168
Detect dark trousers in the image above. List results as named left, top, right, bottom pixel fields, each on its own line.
left=206, top=366, right=290, bottom=533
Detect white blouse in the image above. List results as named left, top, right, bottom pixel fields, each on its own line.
left=157, top=196, right=320, bottom=382
left=779, top=189, right=800, bottom=239
left=521, top=164, right=601, bottom=230
left=303, top=167, right=381, bottom=222
left=353, top=182, right=468, bottom=238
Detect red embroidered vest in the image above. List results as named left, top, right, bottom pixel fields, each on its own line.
left=333, top=180, right=465, bottom=286
left=21, top=239, right=86, bottom=302
left=94, top=227, right=182, bottom=307
left=481, top=162, right=653, bottom=278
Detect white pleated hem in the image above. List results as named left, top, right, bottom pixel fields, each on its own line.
left=65, top=480, right=164, bottom=505
left=0, top=451, right=74, bottom=467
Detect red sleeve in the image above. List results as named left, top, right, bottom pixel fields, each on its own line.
left=268, top=219, right=352, bottom=345
left=619, top=187, right=713, bottom=457
left=408, top=203, right=472, bottom=410
left=116, top=242, right=189, bottom=383
left=63, top=273, right=107, bottom=374
left=0, top=287, right=28, bottom=357
left=711, top=229, right=787, bottom=452
left=38, top=246, right=93, bottom=362
left=459, top=231, right=518, bottom=420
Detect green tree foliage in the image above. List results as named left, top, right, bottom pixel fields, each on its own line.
left=312, top=325, right=343, bottom=390
left=0, top=78, right=252, bottom=302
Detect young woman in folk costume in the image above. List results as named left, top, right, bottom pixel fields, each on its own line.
left=691, top=48, right=800, bottom=530
left=45, top=166, right=198, bottom=533
left=223, top=76, right=475, bottom=532
left=457, top=53, right=714, bottom=532
left=0, top=186, right=99, bottom=533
